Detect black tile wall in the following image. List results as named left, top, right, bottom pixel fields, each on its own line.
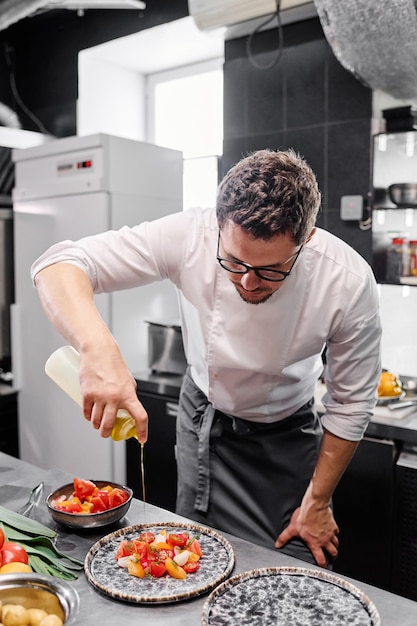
left=327, top=118, right=372, bottom=207
left=327, top=51, right=373, bottom=123
left=246, top=52, right=285, bottom=135
left=285, top=39, right=327, bottom=129
left=223, top=18, right=373, bottom=260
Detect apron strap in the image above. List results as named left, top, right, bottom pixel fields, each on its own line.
left=194, top=402, right=215, bottom=513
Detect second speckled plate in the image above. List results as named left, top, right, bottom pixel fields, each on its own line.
left=201, top=567, right=381, bottom=626
left=84, top=522, right=235, bottom=604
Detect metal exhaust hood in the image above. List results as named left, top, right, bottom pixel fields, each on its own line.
left=314, top=0, right=417, bottom=102
left=0, top=0, right=146, bottom=32
left=188, top=0, right=317, bottom=34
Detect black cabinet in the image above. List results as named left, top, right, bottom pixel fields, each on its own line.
left=0, top=390, right=19, bottom=458
left=127, top=388, right=179, bottom=512
left=332, top=436, right=397, bottom=591
left=391, top=446, right=417, bottom=601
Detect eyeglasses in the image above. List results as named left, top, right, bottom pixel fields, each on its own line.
left=216, top=232, right=303, bottom=282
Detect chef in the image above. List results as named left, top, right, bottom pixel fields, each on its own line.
left=31, top=148, right=381, bottom=568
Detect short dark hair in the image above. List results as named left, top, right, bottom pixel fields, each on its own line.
left=216, top=149, right=321, bottom=245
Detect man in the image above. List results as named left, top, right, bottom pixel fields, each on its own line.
left=31, top=149, right=381, bottom=568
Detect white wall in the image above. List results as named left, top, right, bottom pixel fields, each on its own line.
left=77, top=53, right=145, bottom=140
left=378, top=284, right=417, bottom=377
left=76, top=17, right=224, bottom=142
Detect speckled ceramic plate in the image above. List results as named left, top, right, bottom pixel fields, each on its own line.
left=201, top=567, right=381, bottom=626
left=84, top=522, right=235, bottom=604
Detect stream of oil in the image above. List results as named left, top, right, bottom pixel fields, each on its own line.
left=140, top=443, right=147, bottom=523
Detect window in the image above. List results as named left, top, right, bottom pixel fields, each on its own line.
left=147, top=59, right=223, bottom=211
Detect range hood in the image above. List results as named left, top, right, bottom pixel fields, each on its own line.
left=190, top=0, right=417, bottom=103
left=188, top=0, right=316, bottom=31
left=314, top=0, right=417, bottom=102
left=0, top=0, right=145, bottom=32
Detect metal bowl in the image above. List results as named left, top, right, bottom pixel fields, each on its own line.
left=403, top=379, right=417, bottom=394
left=0, top=572, right=79, bottom=624
left=388, top=183, right=417, bottom=207
left=46, top=480, right=133, bottom=530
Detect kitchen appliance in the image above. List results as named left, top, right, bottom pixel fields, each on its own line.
left=0, top=201, right=13, bottom=367
left=146, top=321, right=187, bottom=375
left=188, top=0, right=316, bottom=31
left=371, top=132, right=417, bottom=380
left=392, top=445, right=417, bottom=601
left=12, top=133, right=183, bottom=482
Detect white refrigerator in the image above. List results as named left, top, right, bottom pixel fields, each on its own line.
left=12, top=133, right=183, bottom=483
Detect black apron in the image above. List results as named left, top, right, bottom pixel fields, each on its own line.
left=175, top=367, right=323, bottom=565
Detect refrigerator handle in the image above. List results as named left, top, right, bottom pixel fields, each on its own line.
left=10, top=303, right=23, bottom=391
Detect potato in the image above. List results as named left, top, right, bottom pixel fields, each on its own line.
left=2, top=604, right=30, bottom=626
left=27, top=610, right=48, bottom=626
left=38, top=616, right=63, bottom=626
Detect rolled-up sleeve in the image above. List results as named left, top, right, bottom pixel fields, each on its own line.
left=321, top=275, right=382, bottom=441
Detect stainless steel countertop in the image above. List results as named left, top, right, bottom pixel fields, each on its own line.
left=315, top=383, right=417, bottom=446
left=1, top=451, right=417, bottom=625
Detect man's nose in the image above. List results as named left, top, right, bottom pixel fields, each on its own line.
left=240, top=269, right=261, bottom=290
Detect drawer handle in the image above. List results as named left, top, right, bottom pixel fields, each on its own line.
left=166, top=402, right=179, bottom=417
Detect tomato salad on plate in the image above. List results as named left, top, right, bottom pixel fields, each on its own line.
left=115, top=529, right=203, bottom=580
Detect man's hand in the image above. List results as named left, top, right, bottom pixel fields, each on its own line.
left=275, top=497, right=339, bottom=568
left=274, top=428, right=358, bottom=568
left=79, top=344, right=148, bottom=443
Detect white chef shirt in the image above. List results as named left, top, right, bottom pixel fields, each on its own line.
left=31, top=206, right=381, bottom=441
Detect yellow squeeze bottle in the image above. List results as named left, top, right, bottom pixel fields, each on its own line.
left=45, top=345, right=137, bottom=441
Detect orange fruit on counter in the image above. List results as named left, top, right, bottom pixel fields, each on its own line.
left=378, top=371, right=403, bottom=397
left=0, top=561, right=33, bottom=574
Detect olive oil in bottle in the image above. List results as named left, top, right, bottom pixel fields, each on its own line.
left=45, top=345, right=138, bottom=441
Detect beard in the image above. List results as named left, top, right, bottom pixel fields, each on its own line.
left=233, top=283, right=276, bottom=304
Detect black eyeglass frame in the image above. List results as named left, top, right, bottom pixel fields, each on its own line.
left=216, top=232, right=303, bottom=282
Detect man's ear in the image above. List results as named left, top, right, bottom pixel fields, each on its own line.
left=305, top=228, right=316, bottom=244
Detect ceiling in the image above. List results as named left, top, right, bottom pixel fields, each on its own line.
left=79, top=16, right=226, bottom=74
left=0, top=0, right=147, bottom=32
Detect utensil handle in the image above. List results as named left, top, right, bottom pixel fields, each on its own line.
left=387, top=400, right=417, bottom=411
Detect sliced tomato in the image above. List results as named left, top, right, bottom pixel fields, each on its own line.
left=138, top=531, right=155, bottom=544
left=0, top=527, right=5, bottom=550
left=168, top=533, right=189, bottom=548
left=127, top=558, right=145, bottom=578
left=132, top=541, right=149, bottom=562
left=108, top=488, right=129, bottom=508
left=115, top=540, right=135, bottom=560
left=79, top=501, right=94, bottom=514
left=93, top=489, right=110, bottom=508
left=52, top=498, right=83, bottom=513
left=89, top=495, right=108, bottom=513
left=187, top=538, right=203, bottom=557
left=165, top=558, right=186, bottom=580
left=150, top=561, right=167, bottom=578
left=152, top=541, right=173, bottom=551
left=183, top=561, right=200, bottom=574
left=73, top=478, right=96, bottom=500
left=186, top=551, right=200, bottom=563
left=1, top=541, right=29, bottom=565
